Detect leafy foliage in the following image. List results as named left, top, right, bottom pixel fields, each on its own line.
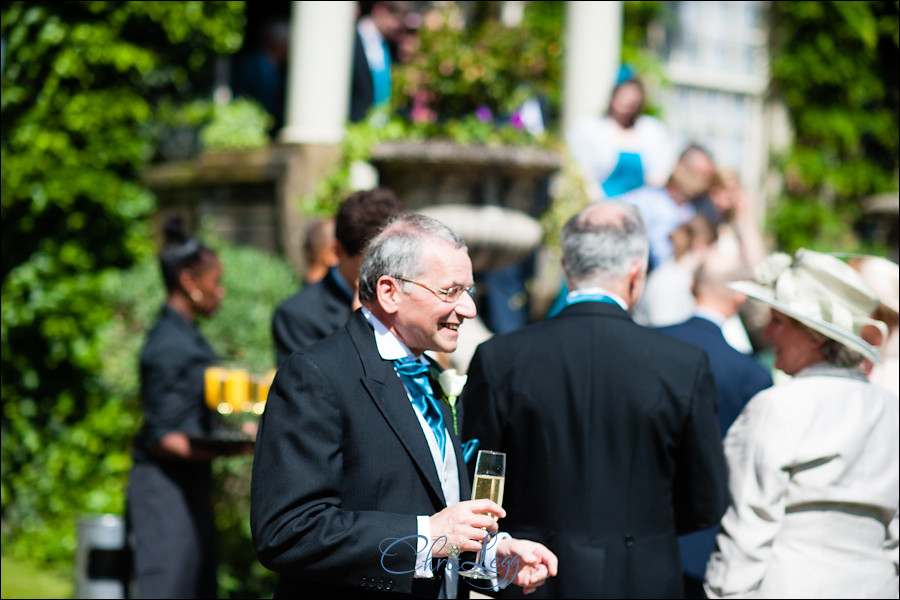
left=392, top=1, right=562, bottom=133
left=199, top=97, right=274, bottom=152
left=0, top=0, right=250, bottom=590
left=768, top=1, right=899, bottom=253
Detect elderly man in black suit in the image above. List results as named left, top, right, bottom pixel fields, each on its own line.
left=252, top=212, right=557, bottom=598
left=461, top=200, right=729, bottom=598
left=271, top=188, right=404, bottom=368
left=655, top=251, right=773, bottom=597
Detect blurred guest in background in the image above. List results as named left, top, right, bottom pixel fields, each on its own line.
left=707, top=169, right=766, bottom=271
left=301, top=217, right=339, bottom=285
left=231, top=18, right=290, bottom=133
left=567, top=67, right=675, bottom=201
left=706, top=249, right=898, bottom=599
left=617, top=143, right=716, bottom=272
left=271, top=188, right=403, bottom=367
left=350, top=1, right=409, bottom=123
left=126, top=217, right=253, bottom=599
left=632, top=214, right=718, bottom=329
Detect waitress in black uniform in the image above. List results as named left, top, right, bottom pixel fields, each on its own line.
left=126, top=218, right=251, bottom=599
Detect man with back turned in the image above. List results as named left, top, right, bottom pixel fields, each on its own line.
left=461, top=200, right=729, bottom=598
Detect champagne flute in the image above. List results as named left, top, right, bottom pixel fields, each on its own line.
left=458, top=450, right=506, bottom=580
left=204, top=366, right=227, bottom=412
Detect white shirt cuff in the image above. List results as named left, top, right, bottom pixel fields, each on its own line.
left=415, top=515, right=433, bottom=578
left=486, top=531, right=511, bottom=590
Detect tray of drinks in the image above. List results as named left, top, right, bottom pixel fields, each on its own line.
left=189, top=430, right=255, bottom=452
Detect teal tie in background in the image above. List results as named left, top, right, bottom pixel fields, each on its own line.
left=372, top=41, right=392, bottom=107
left=394, top=359, right=446, bottom=456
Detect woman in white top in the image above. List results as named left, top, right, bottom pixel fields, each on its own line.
left=705, top=249, right=899, bottom=599
left=566, top=71, right=675, bottom=201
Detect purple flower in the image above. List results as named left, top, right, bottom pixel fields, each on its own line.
left=510, top=111, right=525, bottom=129
left=475, top=105, right=493, bottom=123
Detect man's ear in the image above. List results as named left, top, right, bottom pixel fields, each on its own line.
left=627, top=260, right=646, bottom=307
left=375, top=276, right=401, bottom=315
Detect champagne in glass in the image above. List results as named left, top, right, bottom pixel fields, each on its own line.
left=472, top=473, right=505, bottom=509
left=458, top=450, right=506, bottom=580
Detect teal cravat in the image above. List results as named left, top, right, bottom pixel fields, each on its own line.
left=394, top=358, right=446, bottom=456
left=564, top=293, right=620, bottom=307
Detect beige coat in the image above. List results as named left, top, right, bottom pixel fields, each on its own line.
left=705, top=363, right=899, bottom=598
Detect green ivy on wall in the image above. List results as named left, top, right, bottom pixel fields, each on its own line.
left=768, top=1, right=899, bottom=254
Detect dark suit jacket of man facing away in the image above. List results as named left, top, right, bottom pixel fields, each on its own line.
left=462, top=300, right=729, bottom=599
left=252, top=310, right=472, bottom=598
left=271, top=268, right=353, bottom=368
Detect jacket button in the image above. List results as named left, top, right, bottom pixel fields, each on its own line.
left=624, top=535, right=635, bottom=547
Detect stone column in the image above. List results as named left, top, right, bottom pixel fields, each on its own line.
left=279, top=1, right=357, bottom=144
left=275, top=2, right=357, bottom=275
left=562, top=1, right=623, bottom=135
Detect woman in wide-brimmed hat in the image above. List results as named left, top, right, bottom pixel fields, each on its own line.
left=704, top=249, right=899, bottom=599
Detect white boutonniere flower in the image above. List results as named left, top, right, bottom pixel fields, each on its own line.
left=434, top=368, right=467, bottom=435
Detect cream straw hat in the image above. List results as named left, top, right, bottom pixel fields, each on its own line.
left=728, top=248, right=887, bottom=364
left=848, top=255, right=900, bottom=317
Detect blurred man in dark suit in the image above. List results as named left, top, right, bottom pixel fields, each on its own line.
left=271, top=188, right=403, bottom=367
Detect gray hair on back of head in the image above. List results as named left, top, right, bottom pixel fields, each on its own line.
left=358, top=211, right=467, bottom=303
left=561, top=201, right=648, bottom=289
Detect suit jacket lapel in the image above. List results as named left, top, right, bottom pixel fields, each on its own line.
left=346, top=312, right=448, bottom=505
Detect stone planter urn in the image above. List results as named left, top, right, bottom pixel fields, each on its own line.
left=369, top=139, right=561, bottom=273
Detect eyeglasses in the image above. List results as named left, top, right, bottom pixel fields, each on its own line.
left=393, top=276, right=476, bottom=303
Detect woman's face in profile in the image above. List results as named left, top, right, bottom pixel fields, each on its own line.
left=188, top=254, right=225, bottom=317
left=762, top=309, right=822, bottom=375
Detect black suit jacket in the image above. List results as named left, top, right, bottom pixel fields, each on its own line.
left=461, top=301, right=729, bottom=599
left=655, top=316, right=772, bottom=581
left=271, top=269, right=353, bottom=368
left=350, top=30, right=399, bottom=123
left=350, top=31, right=375, bottom=123
left=252, top=310, right=471, bottom=598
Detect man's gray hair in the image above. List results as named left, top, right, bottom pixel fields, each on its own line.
left=561, top=201, right=649, bottom=289
left=358, top=211, right=467, bottom=302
